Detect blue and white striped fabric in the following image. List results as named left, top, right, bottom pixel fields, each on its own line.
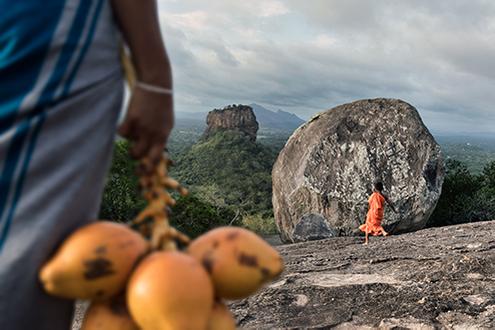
left=0, top=1, right=124, bottom=328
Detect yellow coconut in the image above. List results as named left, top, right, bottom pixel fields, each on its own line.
left=82, top=294, right=139, bottom=330
left=127, top=251, right=214, bottom=330
left=207, top=302, right=236, bottom=330
left=39, top=221, right=148, bottom=300
left=188, top=227, right=284, bottom=300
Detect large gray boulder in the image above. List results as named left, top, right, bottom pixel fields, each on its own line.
left=272, top=98, right=444, bottom=243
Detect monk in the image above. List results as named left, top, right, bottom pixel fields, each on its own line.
left=359, top=181, right=397, bottom=245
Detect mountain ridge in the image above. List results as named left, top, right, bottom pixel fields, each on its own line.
left=248, top=103, right=305, bottom=130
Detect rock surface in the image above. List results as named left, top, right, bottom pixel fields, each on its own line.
left=230, top=221, right=495, bottom=329
left=272, top=98, right=444, bottom=243
left=292, top=213, right=337, bottom=243
left=72, top=301, right=88, bottom=330
left=72, top=222, right=495, bottom=329
left=203, top=104, right=259, bottom=141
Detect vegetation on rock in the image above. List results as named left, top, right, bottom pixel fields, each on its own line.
left=171, top=130, right=276, bottom=220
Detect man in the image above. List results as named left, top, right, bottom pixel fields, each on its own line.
left=0, top=0, right=173, bottom=328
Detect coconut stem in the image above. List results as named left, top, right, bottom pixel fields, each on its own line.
left=132, top=155, right=190, bottom=251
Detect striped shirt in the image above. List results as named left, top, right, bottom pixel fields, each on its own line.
left=0, top=0, right=121, bottom=134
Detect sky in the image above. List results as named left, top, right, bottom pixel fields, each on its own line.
left=157, top=0, right=495, bottom=134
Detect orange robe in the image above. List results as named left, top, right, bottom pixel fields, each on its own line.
left=359, top=192, right=385, bottom=236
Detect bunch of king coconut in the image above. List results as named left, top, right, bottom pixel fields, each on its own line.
left=39, top=156, right=284, bottom=330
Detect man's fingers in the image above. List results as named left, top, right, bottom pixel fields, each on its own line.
left=131, top=136, right=151, bottom=159
left=148, top=143, right=165, bottom=166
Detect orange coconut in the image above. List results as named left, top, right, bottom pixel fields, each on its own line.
left=81, top=294, right=139, bottom=330
left=207, top=302, right=236, bottom=330
left=127, top=251, right=214, bottom=330
left=188, top=227, right=284, bottom=300
left=39, top=221, right=148, bottom=300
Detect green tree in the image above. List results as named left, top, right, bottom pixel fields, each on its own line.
left=481, top=161, right=495, bottom=191
left=170, top=194, right=236, bottom=238
left=99, top=141, right=237, bottom=237
left=171, top=131, right=276, bottom=218
left=428, top=159, right=482, bottom=227
left=99, top=140, right=145, bottom=221
left=471, top=161, right=495, bottom=221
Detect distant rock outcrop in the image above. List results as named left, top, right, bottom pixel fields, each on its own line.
left=203, top=105, right=259, bottom=141
left=230, top=221, right=495, bottom=329
left=272, top=98, right=445, bottom=243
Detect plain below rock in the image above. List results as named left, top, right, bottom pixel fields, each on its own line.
left=292, top=213, right=337, bottom=242
left=272, top=98, right=445, bottom=243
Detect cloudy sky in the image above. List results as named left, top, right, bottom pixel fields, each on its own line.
left=157, top=0, right=495, bottom=134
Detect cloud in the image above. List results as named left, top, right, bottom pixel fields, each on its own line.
left=258, top=1, right=290, bottom=17
left=158, top=0, right=495, bottom=134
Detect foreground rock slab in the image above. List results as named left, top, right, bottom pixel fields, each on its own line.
left=272, top=98, right=444, bottom=242
left=230, top=221, right=495, bottom=329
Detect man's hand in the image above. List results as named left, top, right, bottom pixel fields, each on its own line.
left=119, top=88, right=174, bottom=165
left=111, top=0, right=174, bottom=167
